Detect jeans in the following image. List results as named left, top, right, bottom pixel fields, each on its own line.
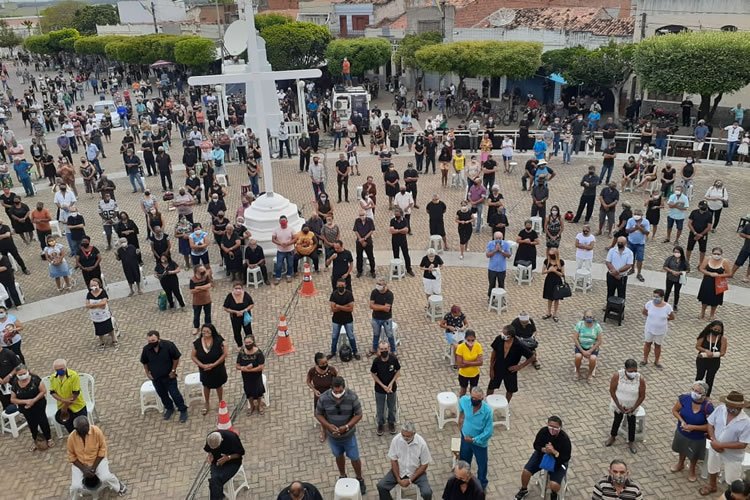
left=209, top=461, right=241, bottom=500
left=654, top=137, right=667, bottom=156
left=469, top=136, right=479, bottom=152
left=562, top=142, right=572, bottom=163
left=278, top=139, right=292, bottom=158
left=128, top=172, right=145, bottom=192
left=331, top=322, right=358, bottom=354
left=90, top=158, right=102, bottom=175
left=333, top=131, right=341, bottom=149
left=487, top=269, right=506, bottom=297
left=611, top=411, right=635, bottom=442
left=312, top=182, right=325, bottom=201
left=664, top=280, right=682, bottom=308
left=151, top=376, right=187, bottom=412
left=374, top=391, right=398, bottom=426
left=572, top=135, right=582, bottom=155
left=415, top=154, right=424, bottom=171
left=474, top=204, right=483, bottom=233
left=192, top=304, right=211, bottom=328
left=248, top=175, right=259, bottom=196
left=20, top=177, right=34, bottom=196
left=371, top=318, right=396, bottom=352
left=377, top=470, right=433, bottom=500
left=459, top=437, right=489, bottom=488
left=425, top=153, right=435, bottom=173
left=600, top=163, right=614, bottom=184
left=274, top=251, right=294, bottom=279
left=727, top=141, right=739, bottom=163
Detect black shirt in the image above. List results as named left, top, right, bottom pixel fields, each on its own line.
left=0, top=224, right=16, bottom=250
left=244, top=245, right=265, bottom=264
left=426, top=200, right=446, bottom=223
left=580, top=173, right=600, bottom=196
left=689, top=209, right=713, bottom=234
left=353, top=217, right=375, bottom=240
left=208, top=199, right=226, bottom=218
left=602, top=147, right=616, bottom=166
left=331, top=249, right=353, bottom=278
left=223, top=292, right=253, bottom=312
left=0, top=348, right=20, bottom=378
left=571, top=120, right=585, bottom=135
left=335, top=160, right=349, bottom=177
left=442, top=476, right=485, bottom=500
left=404, top=168, right=418, bottom=189
left=390, top=216, right=408, bottom=241
left=0, top=254, right=13, bottom=282
left=149, top=233, right=170, bottom=255
left=602, top=123, right=618, bottom=139
left=490, top=336, right=532, bottom=374
left=77, top=246, right=100, bottom=268
left=533, top=426, right=572, bottom=468
left=510, top=318, right=537, bottom=339
left=66, top=214, right=85, bottom=241
left=276, top=482, right=323, bottom=500
left=370, top=354, right=401, bottom=393
left=370, top=289, right=393, bottom=320
left=329, top=289, right=354, bottom=325
left=419, top=255, right=443, bottom=279
left=600, top=187, right=619, bottom=207
left=157, top=153, right=171, bottom=172
left=203, top=429, right=245, bottom=465
left=140, top=340, right=182, bottom=380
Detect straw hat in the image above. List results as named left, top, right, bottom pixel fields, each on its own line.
left=720, top=391, right=750, bottom=408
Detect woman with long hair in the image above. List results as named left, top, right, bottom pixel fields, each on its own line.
left=542, top=248, right=565, bottom=322
left=190, top=323, right=228, bottom=415
left=663, top=246, right=689, bottom=312
left=695, top=320, right=727, bottom=396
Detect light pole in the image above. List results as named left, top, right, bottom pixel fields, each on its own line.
left=297, top=80, right=308, bottom=131
left=215, top=84, right=227, bottom=127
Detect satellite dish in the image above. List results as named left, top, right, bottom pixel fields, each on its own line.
left=488, top=8, right=516, bottom=27
left=224, top=21, right=248, bottom=56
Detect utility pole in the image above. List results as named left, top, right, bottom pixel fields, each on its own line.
left=151, top=1, right=158, bottom=34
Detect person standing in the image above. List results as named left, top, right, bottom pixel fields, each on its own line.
left=353, top=211, right=376, bottom=279
left=315, top=376, right=367, bottom=495
left=191, top=324, right=228, bottom=416
left=371, top=342, right=401, bottom=436
left=67, top=416, right=128, bottom=498
left=394, top=185, right=414, bottom=235
left=9, top=363, right=55, bottom=450
left=722, top=121, right=743, bottom=166
left=641, top=289, right=675, bottom=368
left=513, top=416, right=571, bottom=500
left=606, top=359, right=646, bottom=454
left=236, top=334, right=266, bottom=415
left=457, top=386, right=494, bottom=489
left=670, top=381, right=713, bottom=483
left=456, top=201, right=475, bottom=259
left=155, top=255, right=185, bottom=309
left=30, top=201, right=53, bottom=256
left=664, top=185, right=689, bottom=244
left=329, top=277, right=360, bottom=360
left=696, top=321, right=728, bottom=397
left=140, top=330, right=188, bottom=422
left=376, top=422, right=433, bottom=500
left=390, top=208, right=414, bottom=276
left=310, top=155, right=326, bottom=201
left=189, top=265, right=212, bottom=334
left=597, top=182, right=619, bottom=237
left=156, top=147, right=173, bottom=191
left=327, top=240, right=354, bottom=292
left=0, top=218, right=30, bottom=275
left=573, top=166, right=600, bottom=224
left=204, top=430, right=245, bottom=500
left=600, top=142, right=617, bottom=185
left=605, top=237, right=634, bottom=301
left=272, top=215, right=296, bottom=284
left=115, top=237, right=142, bottom=296
left=541, top=250, right=565, bottom=322
left=299, top=133, right=312, bottom=172
left=685, top=200, right=712, bottom=266
left=335, top=153, right=350, bottom=203
left=455, top=330, right=483, bottom=397
left=85, top=278, right=117, bottom=351
left=625, top=209, right=650, bottom=282
left=591, top=460, right=643, bottom=500
left=485, top=232, right=511, bottom=297
left=419, top=248, right=444, bottom=309
left=426, top=193, right=447, bottom=251
left=222, top=283, right=254, bottom=348
left=370, top=278, right=396, bottom=356
left=574, top=225, right=595, bottom=271
left=697, top=248, right=730, bottom=321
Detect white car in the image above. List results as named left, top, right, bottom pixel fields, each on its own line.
left=92, top=100, right=121, bottom=129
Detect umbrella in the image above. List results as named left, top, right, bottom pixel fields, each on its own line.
left=150, top=60, right=173, bottom=68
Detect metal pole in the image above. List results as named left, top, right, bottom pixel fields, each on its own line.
left=297, top=80, right=308, bottom=131
left=215, top=0, right=225, bottom=56
left=151, top=1, right=158, bottom=34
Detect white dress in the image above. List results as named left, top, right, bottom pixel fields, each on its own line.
left=738, top=136, right=749, bottom=155
left=609, top=368, right=641, bottom=414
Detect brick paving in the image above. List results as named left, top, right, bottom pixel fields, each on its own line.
left=3, top=69, right=750, bottom=499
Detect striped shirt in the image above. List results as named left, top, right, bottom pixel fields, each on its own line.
left=592, top=476, right=643, bottom=500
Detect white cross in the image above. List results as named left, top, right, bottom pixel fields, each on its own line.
left=187, top=7, right=320, bottom=195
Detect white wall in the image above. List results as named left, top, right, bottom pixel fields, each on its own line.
left=118, top=0, right=187, bottom=24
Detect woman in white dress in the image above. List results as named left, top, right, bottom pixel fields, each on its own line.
left=606, top=359, right=646, bottom=454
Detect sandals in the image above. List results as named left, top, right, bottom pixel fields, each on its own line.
left=699, top=486, right=717, bottom=496
left=257, top=405, right=265, bottom=415
left=201, top=407, right=209, bottom=416
left=246, top=407, right=254, bottom=416
left=552, top=316, right=559, bottom=322
left=542, top=314, right=552, bottom=320
left=533, top=361, right=541, bottom=370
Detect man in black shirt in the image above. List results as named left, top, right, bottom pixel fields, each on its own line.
left=140, top=330, right=188, bottom=422
left=573, top=166, right=600, bottom=223
left=244, top=239, right=270, bottom=285
left=424, top=134, right=437, bottom=174
left=521, top=159, right=537, bottom=191
left=185, top=170, right=202, bottom=204
left=0, top=253, right=21, bottom=308
left=370, top=342, right=401, bottom=435
left=97, top=174, right=117, bottom=201
left=487, top=324, right=535, bottom=402
left=530, top=180, right=548, bottom=219
left=0, top=344, right=20, bottom=408
left=182, top=141, right=198, bottom=171
left=298, top=133, right=311, bottom=172
left=329, top=278, right=360, bottom=360
left=600, top=117, right=618, bottom=151
left=482, top=155, right=497, bottom=190
left=141, top=136, right=156, bottom=176
left=600, top=141, right=617, bottom=184
left=276, top=481, right=324, bottom=500
left=369, top=278, right=396, bottom=355
left=514, top=416, right=571, bottom=500
left=571, top=114, right=586, bottom=154
left=204, top=429, right=245, bottom=500
left=403, top=162, right=419, bottom=208
left=326, top=240, right=354, bottom=291
left=66, top=207, right=85, bottom=257
left=0, top=221, right=30, bottom=274
left=353, top=211, right=376, bottom=278
left=124, top=150, right=145, bottom=193
left=686, top=200, right=713, bottom=264
left=443, top=460, right=485, bottom=500
left=335, top=153, right=350, bottom=203
left=597, top=182, right=619, bottom=236
left=156, top=147, right=173, bottom=191
left=390, top=208, right=414, bottom=276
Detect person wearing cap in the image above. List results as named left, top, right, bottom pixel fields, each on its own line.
left=532, top=159, right=554, bottom=187
left=693, top=119, right=709, bottom=161
left=700, top=391, right=750, bottom=496
left=686, top=200, right=713, bottom=266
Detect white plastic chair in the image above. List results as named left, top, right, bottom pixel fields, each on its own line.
left=183, top=372, right=203, bottom=405
left=246, top=266, right=263, bottom=288
left=140, top=380, right=164, bottom=415
left=333, top=478, right=362, bottom=500
left=428, top=235, right=444, bottom=254
left=488, top=288, right=508, bottom=313
left=41, top=376, right=65, bottom=438
left=515, top=264, right=533, bottom=285
left=49, top=220, right=63, bottom=237
left=485, top=394, right=510, bottom=430
left=389, top=259, right=405, bottom=281
left=425, top=295, right=444, bottom=321
left=0, top=408, right=27, bottom=438
left=79, top=373, right=99, bottom=424
left=530, top=216, right=543, bottom=233
left=573, top=269, right=592, bottom=293
left=262, top=373, right=270, bottom=406
left=224, top=463, right=249, bottom=500
left=216, top=174, right=228, bottom=187
left=435, top=392, right=459, bottom=430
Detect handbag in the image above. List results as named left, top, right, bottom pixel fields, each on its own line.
left=540, top=452, right=556, bottom=472
left=553, top=279, right=572, bottom=300
left=678, top=272, right=688, bottom=285
left=722, top=188, right=728, bottom=208
left=517, top=336, right=538, bottom=351
left=243, top=310, right=252, bottom=326
left=715, top=277, right=729, bottom=295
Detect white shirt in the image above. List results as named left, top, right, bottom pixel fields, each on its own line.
left=708, top=405, right=750, bottom=462
left=643, top=300, right=673, bottom=336
left=725, top=125, right=744, bottom=142
left=387, top=433, right=432, bottom=477
left=188, top=130, right=202, bottom=147
left=502, top=139, right=513, bottom=156
left=54, top=191, right=77, bottom=222
left=62, top=122, right=75, bottom=138
left=606, top=246, right=634, bottom=271
left=394, top=191, right=414, bottom=215
left=575, top=233, right=595, bottom=261
left=704, top=186, right=727, bottom=212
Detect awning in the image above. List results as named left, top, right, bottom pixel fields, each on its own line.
left=549, top=73, right=567, bottom=84
left=150, top=60, right=174, bottom=68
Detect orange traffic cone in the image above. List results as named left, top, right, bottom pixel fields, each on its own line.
left=273, top=314, right=296, bottom=355
left=216, top=400, right=238, bottom=435
left=299, top=262, right=318, bottom=296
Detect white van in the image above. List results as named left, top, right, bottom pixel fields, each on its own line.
left=331, top=85, right=371, bottom=133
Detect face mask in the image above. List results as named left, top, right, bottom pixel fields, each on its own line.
left=470, top=399, right=482, bottom=407
left=233, top=289, right=242, bottom=296
left=212, top=197, right=218, bottom=203
left=551, top=210, right=558, bottom=216
left=375, top=285, right=384, bottom=292
left=17, top=373, right=30, bottom=381
left=90, top=285, right=99, bottom=292
left=690, top=391, right=703, bottom=401
left=327, top=220, right=334, bottom=226
left=583, top=230, right=590, bottom=235
left=145, top=191, right=151, bottom=196
left=673, top=253, right=681, bottom=259
left=584, top=318, right=594, bottom=324
left=56, top=369, right=66, bottom=377
left=320, top=196, right=327, bottom=202
left=318, top=363, right=328, bottom=370
left=461, top=206, right=469, bottom=212
left=727, top=407, right=741, bottom=415
left=0, top=313, right=6, bottom=320
left=499, top=334, right=509, bottom=341
left=380, top=351, right=389, bottom=359
left=336, top=286, right=345, bottom=293
left=624, top=372, right=636, bottom=379
left=617, top=243, right=625, bottom=249
left=302, top=229, right=309, bottom=234
left=280, top=221, right=287, bottom=228
left=634, top=215, right=642, bottom=221
left=674, top=191, right=682, bottom=197
left=612, top=475, right=627, bottom=485
left=653, top=297, right=662, bottom=303
left=712, top=254, right=722, bottom=259
left=332, top=390, right=345, bottom=399
left=244, top=343, right=254, bottom=350
left=465, top=340, right=475, bottom=348
left=120, top=243, right=128, bottom=249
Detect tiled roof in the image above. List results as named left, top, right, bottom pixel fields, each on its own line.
left=457, top=6, right=634, bottom=35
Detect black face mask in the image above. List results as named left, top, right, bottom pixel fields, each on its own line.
left=380, top=351, right=389, bottom=359
left=336, top=286, right=345, bottom=293
left=617, top=243, right=625, bottom=249
left=244, top=343, right=254, bottom=350
left=318, top=364, right=328, bottom=370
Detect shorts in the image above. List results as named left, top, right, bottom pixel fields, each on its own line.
left=191, top=253, right=209, bottom=265
left=706, top=448, right=744, bottom=482
left=328, top=434, right=359, bottom=460
left=458, top=374, right=479, bottom=389
left=687, top=232, right=707, bottom=253
left=523, top=450, right=569, bottom=485
left=627, top=243, right=645, bottom=262
left=574, top=346, right=599, bottom=356
left=644, top=331, right=666, bottom=345
left=735, top=249, right=750, bottom=267
left=599, top=208, right=615, bottom=225
left=487, top=371, right=518, bottom=393
left=693, top=141, right=704, bottom=152
left=667, top=217, right=684, bottom=231
left=423, top=277, right=441, bottom=295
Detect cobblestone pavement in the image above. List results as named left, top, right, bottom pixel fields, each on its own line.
left=3, top=68, right=750, bottom=499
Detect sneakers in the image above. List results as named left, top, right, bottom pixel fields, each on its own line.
left=388, top=423, right=396, bottom=434
left=514, top=488, right=529, bottom=500
left=163, top=408, right=174, bottom=420
left=326, top=352, right=336, bottom=360
left=353, top=353, right=361, bottom=361
left=118, top=482, right=128, bottom=496
left=179, top=410, right=188, bottom=423
left=406, top=270, right=415, bottom=277
left=377, top=424, right=384, bottom=436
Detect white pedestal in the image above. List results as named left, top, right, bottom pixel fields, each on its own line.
left=243, top=193, right=304, bottom=258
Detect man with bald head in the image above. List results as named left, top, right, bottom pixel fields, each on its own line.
left=605, top=236, right=634, bottom=302
left=276, top=480, right=323, bottom=500
left=49, top=359, right=87, bottom=433
left=485, top=231, right=512, bottom=298
left=244, top=238, right=270, bottom=285
left=204, top=430, right=245, bottom=499
left=67, top=416, right=127, bottom=497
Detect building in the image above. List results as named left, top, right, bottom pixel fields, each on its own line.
left=0, top=15, right=41, bottom=39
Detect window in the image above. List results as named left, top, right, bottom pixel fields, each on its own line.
left=654, top=25, right=688, bottom=36
left=352, top=15, right=369, bottom=31
left=721, top=25, right=738, bottom=32
left=418, top=20, right=441, bottom=34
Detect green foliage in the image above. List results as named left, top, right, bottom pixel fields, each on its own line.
left=71, top=4, right=120, bottom=36
left=47, top=28, right=80, bottom=53
left=0, top=20, right=23, bottom=52
left=255, top=13, right=293, bottom=32
left=416, top=41, right=541, bottom=78
left=260, top=22, right=331, bottom=71
left=326, top=38, right=391, bottom=76
left=104, top=40, right=139, bottom=64
left=543, top=42, right=635, bottom=89
left=23, top=34, right=51, bottom=54
left=74, top=35, right=126, bottom=56
left=175, top=38, right=217, bottom=67
left=39, top=1, right=86, bottom=33
left=394, top=31, right=441, bottom=69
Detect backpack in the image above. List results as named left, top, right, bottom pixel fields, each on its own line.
left=339, top=344, right=353, bottom=362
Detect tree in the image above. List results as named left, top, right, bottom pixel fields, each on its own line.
left=47, top=28, right=80, bottom=53
left=543, top=41, right=635, bottom=120
left=175, top=38, right=217, bottom=67
left=22, top=20, right=35, bottom=37
left=0, top=21, right=23, bottom=55
left=23, top=34, right=51, bottom=54
left=72, top=5, right=120, bottom=36
left=39, top=1, right=86, bottom=33
left=326, top=38, right=391, bottom=77
left=635, top=31, right=750, bottom=122
left=255, top=13, right=293, bottom=32
left=260, top=22, right=331, bottom=71
left=74, top=35, right=126, bottom=56
left=394, top=31, right=441, bottom=89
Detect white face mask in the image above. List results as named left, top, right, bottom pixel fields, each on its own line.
left=17, top=373, right=30, bottom=381
left=624, top=372, right=637, bottom=380
left=633, top=215, right=642, bottom=221
left=673, top=253, right=681, bottom=259
left=332, top=389, right=345, bottom=399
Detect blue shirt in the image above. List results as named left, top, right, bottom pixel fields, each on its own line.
left=732, top=107, right=745, bottom=123
left=625, top=217, right=650, bottom=245
left=606, top=246, right=634, bottom=271
left=13, top=160, right=32, bottom=181
left=212, top=149, right=225, bottom=162
left=533, top=141, right=547, bottom=160
left=486, top=240, right=510, bottom=272
left=588, top=111, right=601, bottom=122
left=694, top=125, right=709, bottom=140
left=86, top=143, right=99, bottom=161
left=458, top=395, right=494, bottom=447
left=667, top=193, right=689, bottom=220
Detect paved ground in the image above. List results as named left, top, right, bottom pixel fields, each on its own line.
left=3, top=67, right=750, bottom=499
